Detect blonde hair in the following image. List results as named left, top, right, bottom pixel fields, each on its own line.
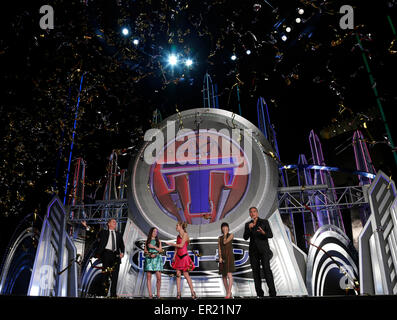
left=177, top=221, right=190, bottom=244
left=177, top=221, right=188, bottom=232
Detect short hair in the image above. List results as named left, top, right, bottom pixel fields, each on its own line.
left=249, top=206, right=258, bottom=212
left=220, top=222, right=229, bottom=233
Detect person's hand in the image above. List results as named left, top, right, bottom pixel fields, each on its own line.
left=248, top=222, right=254, bottom=229
left=219, top=257, right=223, bottom=264
left=120, top=253, right=124, bottom=259
left=150, top=253, right=156, bottom=258
left=81, top=220, right=92, bottom=232
left=82, top=220, right=90, bottom=230
left=257, top=226, right=265, bottom=235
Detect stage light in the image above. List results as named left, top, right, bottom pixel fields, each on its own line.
left=281, top=35, right=287, bottom=41
left=298, top=8, right=304, bottom=15
left=185, top=58, right=193, bottom=67
left=231, top=54, right=237, bottom=61
left=285, top=27, right=291, bottom=33
left=246, top=49, right=251, bottom=55
left=133, top=38, right=139, bottom=45
left=295, top=17, right=302, bottom=23
left=168, top=54, right=178, bottom=66
left=122, top=27, right=129, bottom=36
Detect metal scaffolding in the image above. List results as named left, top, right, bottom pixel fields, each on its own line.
left=66, top=199, right=129, bottom=224
left=278, top=185, right=369, bottom=215
left=65, top=185, right=369, bottom=226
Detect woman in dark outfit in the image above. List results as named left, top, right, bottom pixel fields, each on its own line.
left=218, top=222, right=235, bottom=299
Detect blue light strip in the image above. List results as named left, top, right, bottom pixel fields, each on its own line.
left=236, top=85, right=242, bottom=116
left=63, top=73, right=85, bottom=205
left=280, top=164, right=377, bottom=179
left=206, top=73, right=210, bottom=108
left=211, top=80, right=216, bottom=109
left=273, top=18, right=286, bottom=29
left=214, top=83, right=219, bottom=108
left=256, top=97, right=267, bottom=139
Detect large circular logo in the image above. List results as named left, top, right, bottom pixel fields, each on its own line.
left=149, top=130, right=250, bottom=225
left=129, top=108, right=278, bottom=238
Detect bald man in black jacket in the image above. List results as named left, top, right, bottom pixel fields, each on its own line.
left=243, top=206, right=276, bottom=297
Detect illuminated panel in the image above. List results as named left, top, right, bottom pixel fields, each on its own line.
left=128, top=108, right=279, bottom=239
left=359, top=171, right=397, bottom=295
left=27, top=196, right=78, bottom=297
left=306, top=225, right=359, bottom=296
left=150, top=130, right=250, bottom=225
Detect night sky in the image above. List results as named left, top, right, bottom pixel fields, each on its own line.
left=1, top=0, right=396, bottom=257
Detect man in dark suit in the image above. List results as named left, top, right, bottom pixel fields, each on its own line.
left=96, top=218, right=125, bottom=297
left=243, top=206, right=277, bottom=297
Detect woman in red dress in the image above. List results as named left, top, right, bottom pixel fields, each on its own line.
left=166, top=221, right=196, bottom=299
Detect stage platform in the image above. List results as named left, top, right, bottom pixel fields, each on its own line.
left=1, top=295, right=396, bottom=318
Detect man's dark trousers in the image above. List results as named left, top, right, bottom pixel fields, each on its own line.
left=249, top=246, right=276, bottom=297
left=101, top=249, right=120, bottom=297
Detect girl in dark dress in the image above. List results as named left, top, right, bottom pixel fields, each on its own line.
left=218, top=222, right=235, bottom=299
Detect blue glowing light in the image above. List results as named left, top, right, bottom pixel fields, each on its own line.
left=185, top=58, right=193, bottom=67
left=168, top=54, right=178, bottom=66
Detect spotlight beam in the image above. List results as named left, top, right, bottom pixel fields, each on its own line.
left=185, top=59, right=193, bottom=67
left=168, top=54, right=178, bottom=66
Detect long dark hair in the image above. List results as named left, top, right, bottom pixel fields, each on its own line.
left=146, top=227, right=160, bottom=249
